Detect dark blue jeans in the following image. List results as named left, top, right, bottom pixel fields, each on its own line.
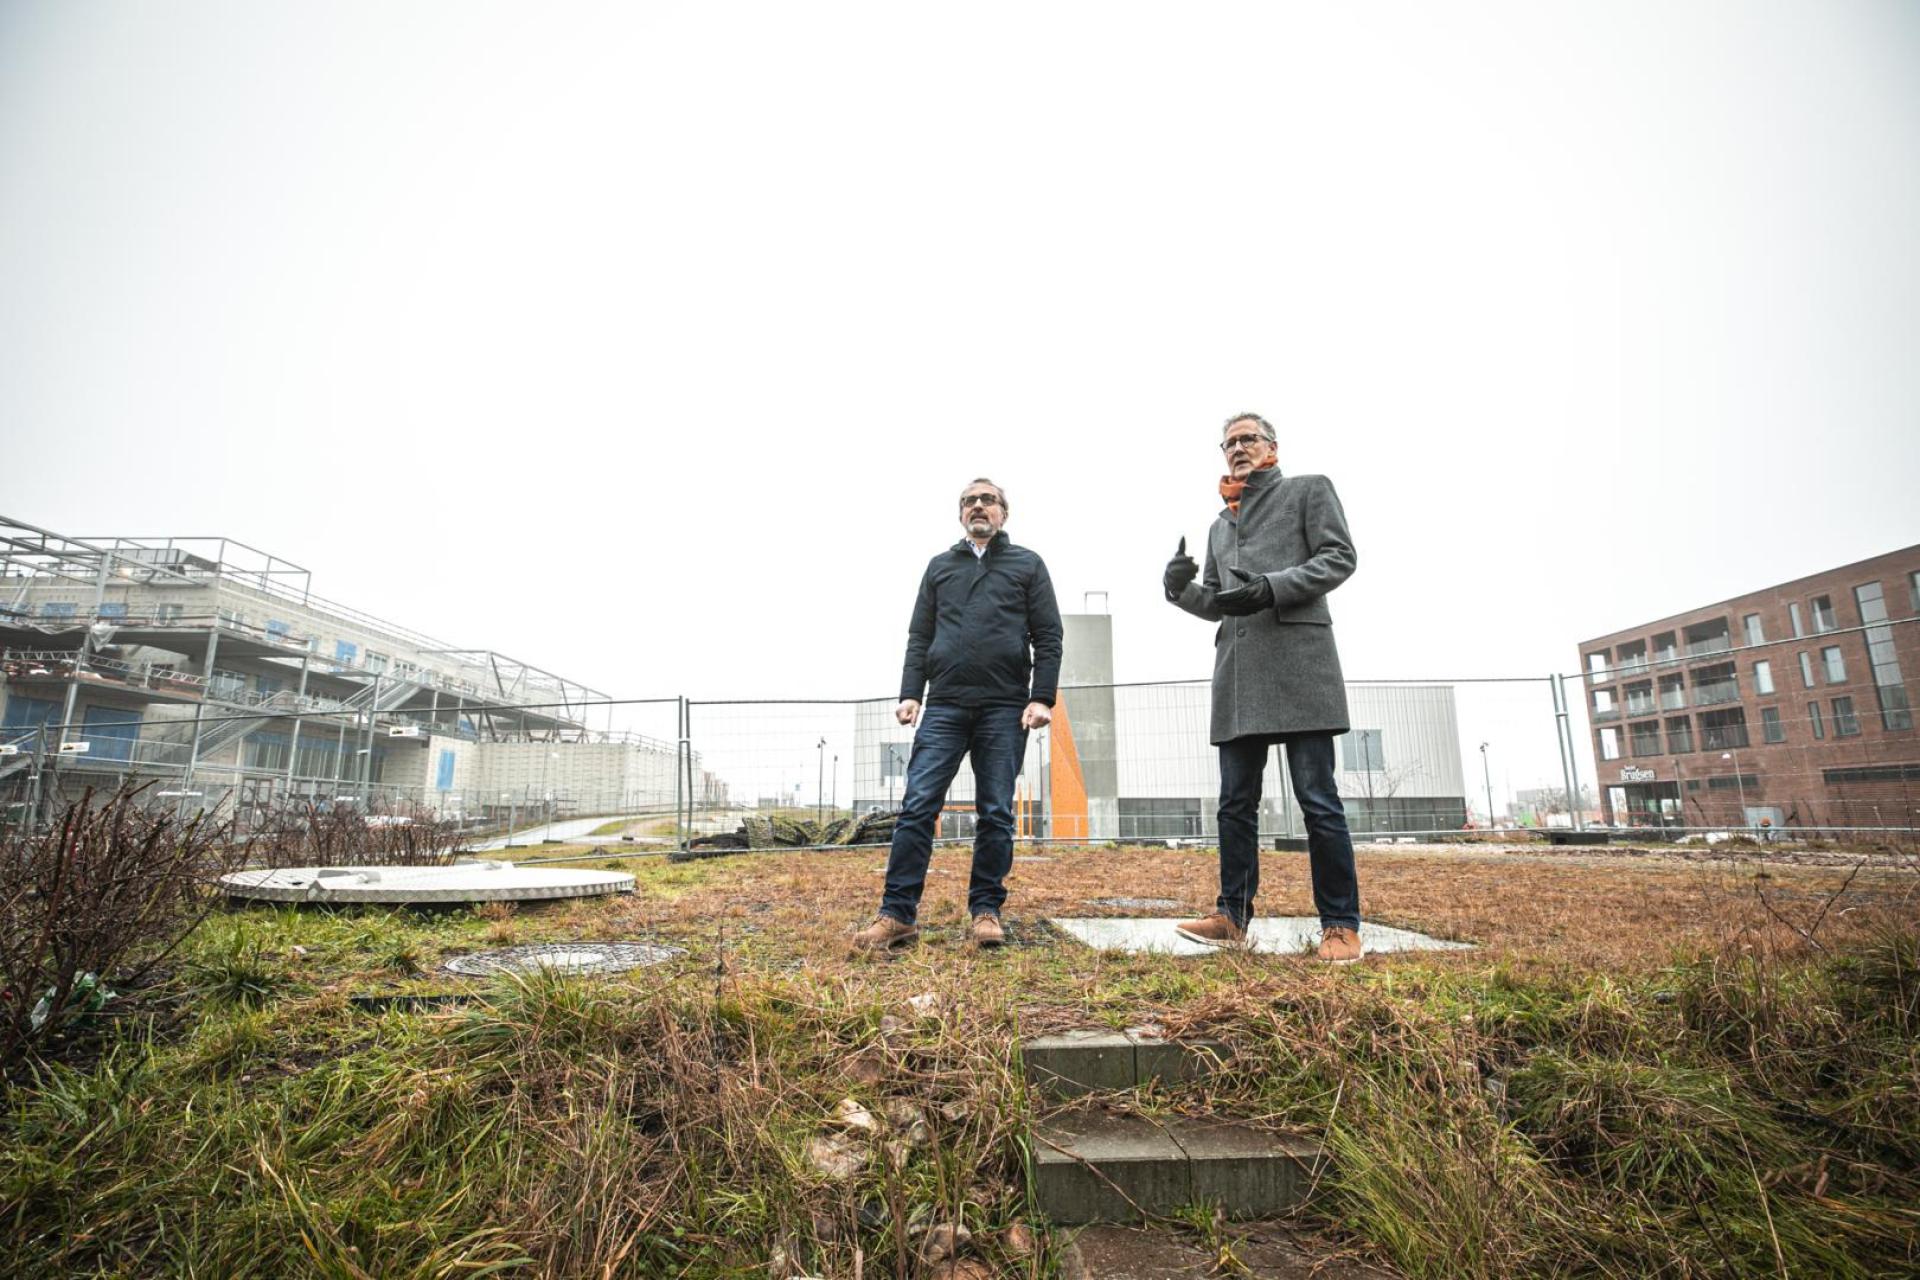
left=880, top=702, right=1028, bottom=925
left=1217, top=732, right=1360, bottom=931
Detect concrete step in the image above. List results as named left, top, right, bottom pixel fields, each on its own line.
left=1024, top=1027, right=1230, bottom=1098
left=1033, top=1112, right=1325, bottom=1224
left=1060, top=1223, right=1400, bottom=1279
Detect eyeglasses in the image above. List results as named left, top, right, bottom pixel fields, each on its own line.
left=1220, top=433, right=1273, bottom=454
left=960, top=494, right=1002, bottom=509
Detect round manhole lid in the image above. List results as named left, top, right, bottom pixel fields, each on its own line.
left=443, top=941, right=684, bottom=977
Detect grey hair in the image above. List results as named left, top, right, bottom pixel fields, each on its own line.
left=960, top=477, right=1008, bottom=516
left=1222, top=412, right=1277, bottom=443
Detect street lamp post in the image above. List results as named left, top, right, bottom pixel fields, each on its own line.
left=831, top=753, right=837, bottom=821
left=1721, top=750, right=1748, bottom=828
left=816, top=738, right=826, bottom=826
left=1479, top=742, right=1496, bottom=831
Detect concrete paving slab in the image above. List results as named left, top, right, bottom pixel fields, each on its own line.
left=1026, top=1030, right=1138, bottom=1096
left=1061, top=1223, right=1399, bottom=1279
left=1048, top=917, right=1471, bottom=956
left=220, top=860, right=634, bottom=904
left=1127, top=1026, right=1232, bottom=1087
left=1169, top=1120, right=1325, bottom=1217
left=1034, top=1113, right=1190, bottom=1223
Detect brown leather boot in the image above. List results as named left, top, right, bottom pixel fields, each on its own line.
left=851, top=915, right=919, bottom=953
left=1316, top=925, right=1363, bottom=965
left=970, top=914, right=1006, bottom=948
left=1174, top=912, right=1249, bottom=949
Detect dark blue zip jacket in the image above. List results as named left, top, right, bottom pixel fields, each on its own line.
left=898, top=533, right=1064, bottom=707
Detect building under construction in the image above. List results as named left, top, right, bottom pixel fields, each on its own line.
left=0, top=514, right=711, bottom=827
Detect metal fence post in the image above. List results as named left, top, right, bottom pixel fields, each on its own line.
left=675, top=696, right=689, bottom=852
left=1552, top=673, right=1585, bottom=831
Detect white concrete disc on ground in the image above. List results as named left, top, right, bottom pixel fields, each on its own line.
left=219, top=860, right=634, bottom=904
left=1048, top=917, right=1471, bottom=956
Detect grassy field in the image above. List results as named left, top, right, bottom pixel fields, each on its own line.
left=3, top=840, right=1916, bottom=1277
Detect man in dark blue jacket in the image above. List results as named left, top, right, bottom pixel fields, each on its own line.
left=854, top=478, right=1063, bottom=952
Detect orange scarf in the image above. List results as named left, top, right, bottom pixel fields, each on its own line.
left=1218, top=457, right=1279, bottom=513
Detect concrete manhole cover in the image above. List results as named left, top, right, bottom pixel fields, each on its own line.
left=1086, top=897, right=1185, bottom=910
left=443, top=942, right=684, bottom=976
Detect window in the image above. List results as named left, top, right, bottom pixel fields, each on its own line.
left=1587, top=651, right=1609, bottom=685
left=1823, top=764, right=1920, bottom=785
left=1592, top=688, right=1617, bottom=720
left=1630, top=720, right=1662, bottom=757
left=1799, top=652, right=1816, bottom=688
left=1743, top=613, right=1765, bottom=646
left=40, top=602, right=77, bottom=619
left=1666, top=716, right=1694, bottom=753
left=1624, top=680, right=1656, bottom=716
left=334, top=640, right=359, bottom=667
left=365, top=651, right=389, bottom=675
left=1831, top=696, right=1860, bottom=737
left=97, top=602, right=128, bottom=621
left=1699, top=708, right=1750, bottom=750
left=1, top=695, right=60, bottom=731
left=1911, top=571, right=1920, bottom=613
left=1341, top=729, right=1385, bottom=771
left=266, top=620, right=292, bottom=643
left=1659, top=673, right=1687, bottom=710
left=1617, top=640, right=1648, bottom=674
left=1790, top=603, right=1803, bottom=637
left=1808, top=702, right=1824, bottom=739
left=1599, top=727, right=1621, bottom=760
left=1760, top=707, right=1784, bottom=743
left=1653, top=631, right=1678, bottom=665
left=1853, top=582, right=1913, bottom=731
left=155, top=603, right=183, bottom=622
left=1810, top=595, right=1837, bottom=633
left=81, top=705, right=142, bottom=762
left=1753, top=660, right=1773, bottom=695
left=1821, top=646, right=1847, bottom=684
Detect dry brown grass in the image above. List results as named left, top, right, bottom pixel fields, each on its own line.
left=574, top=840, right=1917, bottom=982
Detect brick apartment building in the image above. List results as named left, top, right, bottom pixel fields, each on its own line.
left=1577, top=546, right=1920, bottom=832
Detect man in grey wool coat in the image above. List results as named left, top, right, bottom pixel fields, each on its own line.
left=1162, top=412, right=1363, bottom=963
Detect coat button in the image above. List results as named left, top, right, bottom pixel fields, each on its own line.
left=1236, top=626, right=1247, bottom=637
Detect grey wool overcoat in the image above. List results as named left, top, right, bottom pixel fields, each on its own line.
left=1173, top=468, right=1357, bottom=745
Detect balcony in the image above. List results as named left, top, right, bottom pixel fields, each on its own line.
left=1685, top=638, right=1733, bottom=659
left=1659, top=692, right=1688, bottom=711
left=1624, top=699, right=1658, bottom=718
left=1591, top=707, right=1620, bottom=724
left=1694, top=682, right=1742, bottom=707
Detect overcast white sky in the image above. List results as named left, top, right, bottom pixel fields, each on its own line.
left=3, top=1, right=1916, bottom=734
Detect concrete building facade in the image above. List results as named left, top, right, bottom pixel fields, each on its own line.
left=1576, top=545, right=1920, bottom=831
left=1, top=515, right=705, bottom=824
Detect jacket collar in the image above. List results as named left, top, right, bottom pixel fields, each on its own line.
left=952, top=530, right=1011, bottom=556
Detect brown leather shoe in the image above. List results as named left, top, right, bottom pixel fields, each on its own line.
left=1317, top=925, right=1363, bottom=965
left=1174, top=912, right=1248, bottom=949
left=970, top=913, right=1006, bottom=948
left=852, top=915, right=919, bottom=952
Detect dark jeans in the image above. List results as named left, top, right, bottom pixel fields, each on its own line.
left=880, top=702, right=1028, bottom=925
left=1216, top=732, right=1360, bottom=931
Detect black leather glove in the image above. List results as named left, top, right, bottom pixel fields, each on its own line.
left=1163, top=537, right=1199, bottom=601
left=1214, top=568, right=1274, bottom=616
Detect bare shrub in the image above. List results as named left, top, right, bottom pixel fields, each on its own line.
left=0, top=783, right=246, bottom=1068
left=247, top=799, right=460, bottom=870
